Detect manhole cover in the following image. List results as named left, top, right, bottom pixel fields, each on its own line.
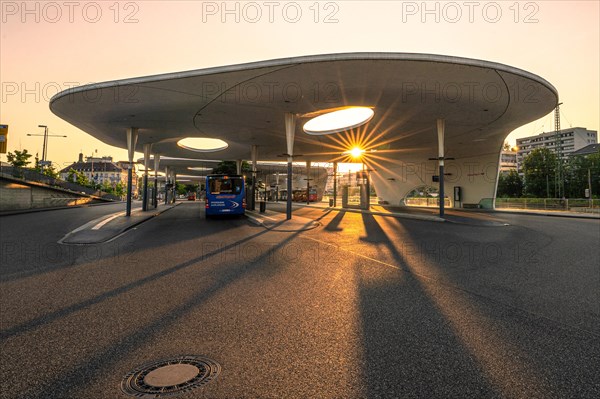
left=121, top=355, right=220, bottom=398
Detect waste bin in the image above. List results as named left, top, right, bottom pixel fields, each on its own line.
left=259, top=201, right=266, bottom=213
left=329, top=198, right=334, bottom=207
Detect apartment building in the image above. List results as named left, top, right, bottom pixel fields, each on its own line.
left=500, top=150, right=517, bottom=173
left=516, top=127, right=597, bottom=170
left=60, top=153, right=134, bottom=189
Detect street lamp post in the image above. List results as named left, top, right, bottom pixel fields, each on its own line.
left=27, top=125, right=67, bottom=171
left=40, top=125, right=48, bottom=164
left=588, top=165, right=593, bottom=208
left=304, top=178, right=313, bottom=205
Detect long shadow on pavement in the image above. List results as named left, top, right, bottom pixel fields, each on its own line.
left=11, top=216, right=315, bottom=399
left=0, top=224, right=273, bottom=341
left=360, top=213, right=598, bottom=398
left=353, top=213, right=502, bottom=397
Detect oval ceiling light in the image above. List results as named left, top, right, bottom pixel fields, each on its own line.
left=187, top=166, right=214, bottom=171
left=303, top=107, right=374, bottom=135
left=177, top=138, right=228, bottom=152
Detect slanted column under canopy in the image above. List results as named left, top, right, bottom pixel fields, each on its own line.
left=306, top=160, right=311, bottom=205
left=153, top=154, right=160, bottom=208
left=251, top=145, right=258, bottom=211
left=285, top=112, right=295, bottom=220
left=164, top=166, right=169, bottom=205
left=142, top=143, right=151, bottom=211
left=333, top=161, right=338, bottom=207
left=437, top=118, right=445, bottom=218
left=171, top=171, right=177, bottom=204
left=126, top=127, right=138, bottom=217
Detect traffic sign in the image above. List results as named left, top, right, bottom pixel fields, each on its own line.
left=0, top=124, right=8, bottom=153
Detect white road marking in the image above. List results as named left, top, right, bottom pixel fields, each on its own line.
left=91, top=212, right=125, bottom=230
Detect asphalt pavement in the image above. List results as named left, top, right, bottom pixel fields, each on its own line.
left=1, top=201, right=598, bottom=398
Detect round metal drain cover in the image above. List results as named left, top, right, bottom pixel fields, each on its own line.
left=121, top=355, right=220, bottom=398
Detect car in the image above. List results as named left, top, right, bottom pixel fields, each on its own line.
left=187, top=192, right=196, bottom=201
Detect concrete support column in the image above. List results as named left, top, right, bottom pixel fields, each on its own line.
left=306, top=160, right=311, bottom=205
left=275, top=172, right=279, bottom=202
left=142, top=143, right=151, bottom=211
left=164, top=166, right=169, bottom=205
left=172, top=172, right=177, bottom=204
left=285, top=112, right=295, bottom=220
left=251, top=145, right=258, bottom=211
left=153, top=154, right=160, bottom=208
left=365, top=166, right=371, bottom=210
left=236, top=159, right=242, bottom=175
left=437, top=118, right=445, bottom=218
left=126, top=127, right=138, bottom=217
left=333, top=161, right=338, bottom=207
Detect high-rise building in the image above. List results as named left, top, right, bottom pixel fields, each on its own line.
left=500, top=151, right=518, bottom=173
left=516, top=127, right=597, bottom=170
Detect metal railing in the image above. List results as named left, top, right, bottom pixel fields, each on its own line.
left=405, top=197, right=451, bottom=207
left=494, top=198, right=600, bottom=213
left=0, top=163, right=120, bottom=201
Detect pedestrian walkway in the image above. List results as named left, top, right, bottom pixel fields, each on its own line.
left=493, top=207, right=600, bottom=219
left=280, top=199, right=600, bottom=222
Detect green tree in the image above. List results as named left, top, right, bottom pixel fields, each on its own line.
left=564, top=151, right=600, bottom=198
left=212, top=160, right=251, bottom=175
left=115, top=182, right=125, bottom=197
left=31, top=152, right=59, bottom=179
left=66, top=168, right=77, bottom=183
left=497, top=169, right=523, bottom=198
left=42, top=164, right=59, bottom=179
left=67, top=168, right=90, bottom=187
left=184, top=183, right=198, bottom=193
left=522, top=148, right=557, bottom=197
left=176, top=183, right=187, bottom=196
left=101, top=180, right=114, bottom=194
left=7, top=149, right=32, bottom=168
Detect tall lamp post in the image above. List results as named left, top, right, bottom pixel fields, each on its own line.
left=27, top=125, right=67, bottom=171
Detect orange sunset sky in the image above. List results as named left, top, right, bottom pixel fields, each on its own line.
left=1, top=0, right=598, bottom=168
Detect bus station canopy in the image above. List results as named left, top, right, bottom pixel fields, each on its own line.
left=51, top=53, right=557, bottom=163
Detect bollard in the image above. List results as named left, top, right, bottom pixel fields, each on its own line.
left=259, top=201, right=266, bottom=213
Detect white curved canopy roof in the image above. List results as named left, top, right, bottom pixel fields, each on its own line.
left=50, top=53, right=558, bottom=163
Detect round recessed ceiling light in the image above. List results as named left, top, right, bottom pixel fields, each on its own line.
left=303, top=107, right=374, bottom=135
left=177, top=138, right=228, bottom=152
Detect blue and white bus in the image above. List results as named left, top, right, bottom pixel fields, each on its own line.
left=205, top=174, right=246, bottom=217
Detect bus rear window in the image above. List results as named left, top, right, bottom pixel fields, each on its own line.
left=209, top=178, right=243, bottom=195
